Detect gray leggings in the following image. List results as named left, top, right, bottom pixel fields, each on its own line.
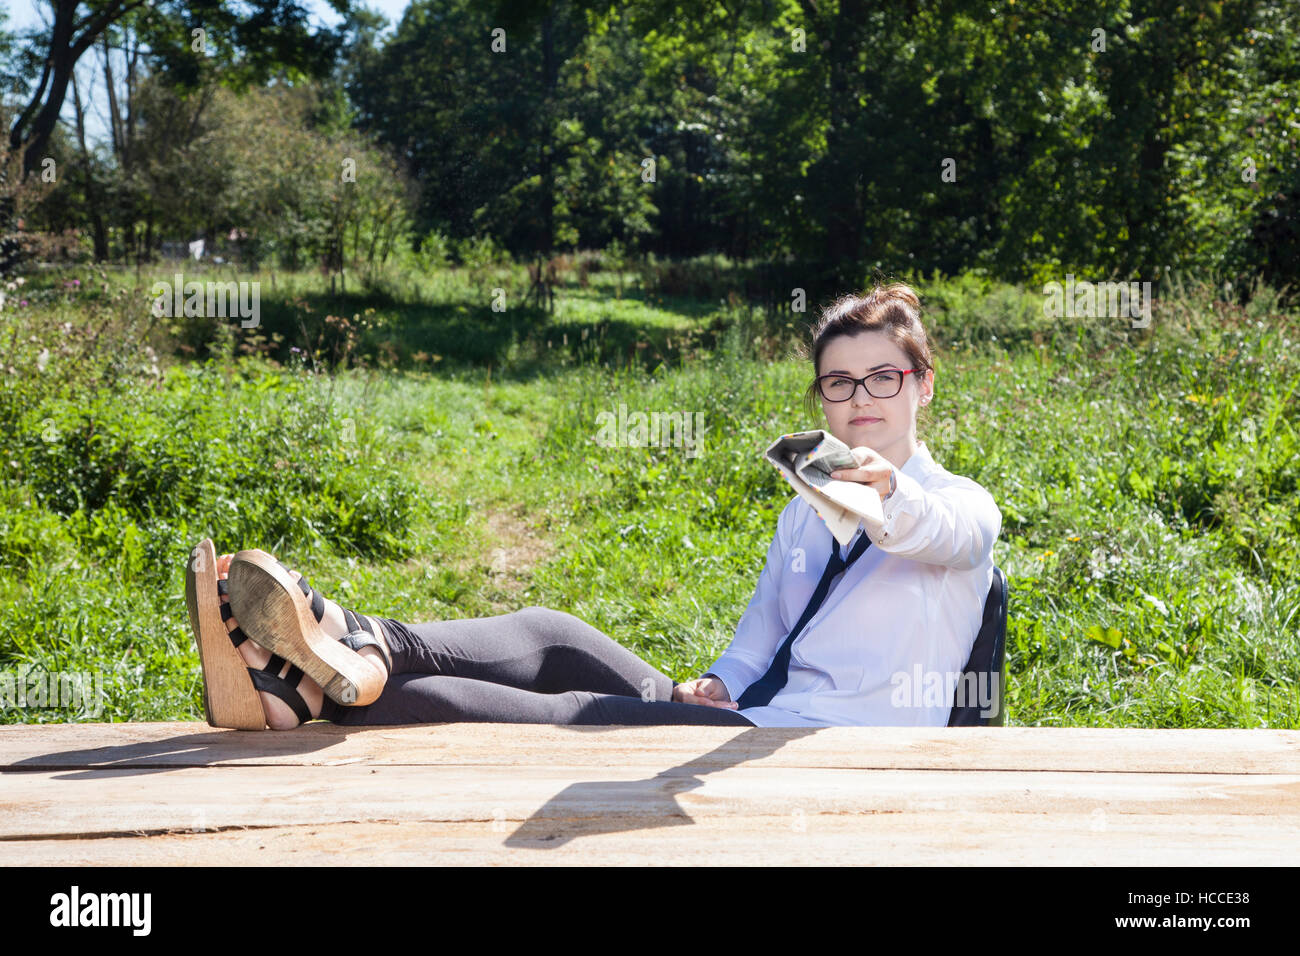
left=316, top=606, right=757, bottom=727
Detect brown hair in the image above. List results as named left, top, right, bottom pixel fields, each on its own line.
left=798, top=282, right=934, bottom=424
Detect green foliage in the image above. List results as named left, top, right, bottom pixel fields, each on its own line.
left=5, top=365, right=421, bottom=571
left=2, top=260, right=1298, bottom=728
left=340, top=0, right=1300, bottom=291
left=452, top=235, right=510, bottom=270
left=415, top=230, right=452, bottom=271
left=15, top=1, right=1300, bottom=295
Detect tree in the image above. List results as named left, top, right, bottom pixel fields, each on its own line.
left=352, top=0, right=660, bottom=260
left=7, top=0, right=349, bottom=178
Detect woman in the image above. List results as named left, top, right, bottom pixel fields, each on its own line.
left=186, top=282, right=1001, bottom=731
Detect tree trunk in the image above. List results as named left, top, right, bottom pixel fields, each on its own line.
left=11, top=0, right=146, bottom=178
left=70, top=69, right=110, bottom=261
left=540, top=11, right=557, bottom=257
left=823, top=0, right=866, bottom=281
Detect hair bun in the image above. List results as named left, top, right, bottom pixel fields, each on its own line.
left=872, top=282, right=920, bottom=309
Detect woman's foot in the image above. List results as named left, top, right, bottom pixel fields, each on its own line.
left=216, top=553, right=390, bottom=729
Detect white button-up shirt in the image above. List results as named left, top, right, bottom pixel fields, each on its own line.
left=704, top=440, right=1002, bottom=727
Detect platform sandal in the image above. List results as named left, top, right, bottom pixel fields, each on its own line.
left=216, top=576, right=319, bottom=726
left=186, top=538, right=267, bottom=730
left=278, top=561, right=393, bottom=678
left=186, top=539, right=319, bottom=729
left=186, top=539, right=389, bottom=729
left=227, top=549, right=389, bottom=707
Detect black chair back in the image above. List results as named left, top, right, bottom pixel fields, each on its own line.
left=947, top=566, right=1008, bottom=727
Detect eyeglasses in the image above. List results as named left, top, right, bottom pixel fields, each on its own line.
left=816, top=369, right=920, bottom=402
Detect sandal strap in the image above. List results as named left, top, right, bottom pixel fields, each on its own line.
left=220, top=602, right=234, bottom=622
left=293, top=574, right=325, bottom=623
left=366, top=617, right=393, bottom=671
left=247, top=668, right=312, bottom=725
left=227, top=625, right=249, bottom=648
left=216, top=579, right=229, bottom=596
left=278, top=559, right=326, bottom=624
left=338, top=600, right=382, bottom=671
left=262, top=653, right=286, bottom=674
left=339, top=628, right=392, bottom=675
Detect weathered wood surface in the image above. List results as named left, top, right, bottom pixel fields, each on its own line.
left=2, top=722, right=1297, bottom=865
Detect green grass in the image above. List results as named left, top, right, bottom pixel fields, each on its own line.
left=1, top=259, right=1297, bottom=726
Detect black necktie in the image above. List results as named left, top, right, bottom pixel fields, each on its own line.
left=736, top=530, right=873, bottom=709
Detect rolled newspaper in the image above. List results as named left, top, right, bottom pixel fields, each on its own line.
left=764, top=430, right=885, bottom=547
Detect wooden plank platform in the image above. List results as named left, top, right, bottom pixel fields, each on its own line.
left=2, top=722, right=1297, bottom=865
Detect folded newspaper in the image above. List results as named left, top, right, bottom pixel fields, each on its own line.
left=764, top=430, right=885, bottom=547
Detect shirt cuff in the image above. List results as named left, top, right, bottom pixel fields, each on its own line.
left=881, top=467, right=897, bottom=501
left=702, top=663, right=749, bottom=703
left=875, top=466, right=924, bottom=544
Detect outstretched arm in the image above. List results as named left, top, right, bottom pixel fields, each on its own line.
left=829, top=450, right=1001, bottom=569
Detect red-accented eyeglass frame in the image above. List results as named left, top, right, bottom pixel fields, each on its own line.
left=815, top=368, right=921, bottom=402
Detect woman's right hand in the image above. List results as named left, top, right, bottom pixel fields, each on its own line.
left=673, top=676, right=738, bottom=709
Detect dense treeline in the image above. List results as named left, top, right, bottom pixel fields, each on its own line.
left=4, top=0, right=1298, bottom=293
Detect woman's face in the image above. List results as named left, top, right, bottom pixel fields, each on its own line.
left=816, top=331, right=934, bottom=465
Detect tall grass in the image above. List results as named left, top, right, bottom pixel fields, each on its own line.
left=1, top=260, right=1296, bottom=726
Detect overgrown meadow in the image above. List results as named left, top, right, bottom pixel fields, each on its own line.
left=1, top=256, right=1297, bottom=727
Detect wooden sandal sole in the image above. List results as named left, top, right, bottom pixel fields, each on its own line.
left=227, top=550, right=385, bottom=707
left=185, top=539, right=266, bottom=730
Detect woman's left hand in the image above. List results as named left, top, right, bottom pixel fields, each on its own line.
left=830, top=447, right=896, bottom=501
